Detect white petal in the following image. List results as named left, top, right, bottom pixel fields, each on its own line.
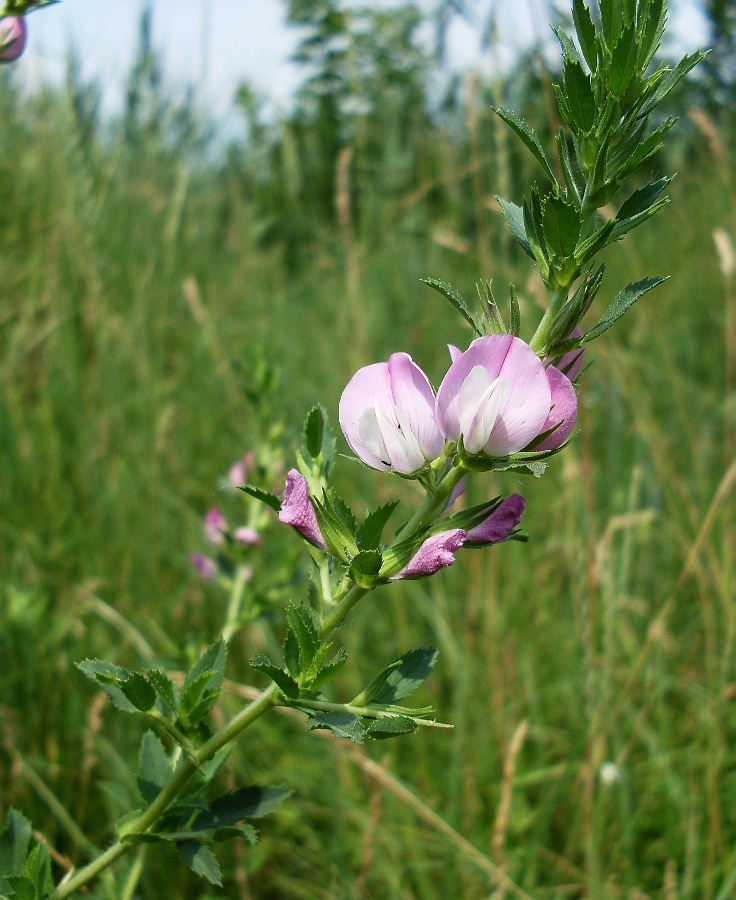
left=358, top=406, right=391, bottom=468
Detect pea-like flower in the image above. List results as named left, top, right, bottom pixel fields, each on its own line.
left=465, top=494, right=525, bottom=544
left=278, top=469, right=327, bottom=550
left=393, top=529, right=466, bottom=580
left=0, top=16, right=26, bottom=63
left=533, top=366, right=577, bottom=451
left=339, top=353, right=444, bottom=475
left=436, top=335, right=551, bottom=457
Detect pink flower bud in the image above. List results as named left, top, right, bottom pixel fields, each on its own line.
left=393, top=529, right=466, bottom=580
left=204, top=508, right=228, bottom=546
left=0, top=17, right=26, bottom=62
left=234, top=526, right=259, bottom=547
left=191, top=553, right=217, bottom=582
left=278, top=469, right=327, bottom=551
left=465, top=494, right=525, bottom=545
left=545, top=328, right=585, bottom=380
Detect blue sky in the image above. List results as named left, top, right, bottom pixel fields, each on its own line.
left=14, top=0, right=710, bottom=121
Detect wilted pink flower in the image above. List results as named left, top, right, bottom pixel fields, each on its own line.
left=533, top=367, right=577, bottom=451
left=545, top=328, right=585, bottom=380
left=0, top=17, right=26, bottom=63
left=436, top=335, right=551, bottom=457
left=466, top=494, right=525, bottom=545
left=278, top=469, right=327, bottom=551
left=191, top=553, right=217, bottom=582
left=339, top=352, right=445, bottom=475
left=234, top=526, right=260, bottom=546
left=204, top=508, right=228, bottom=546
left=393, top=529, right=466, bottom=580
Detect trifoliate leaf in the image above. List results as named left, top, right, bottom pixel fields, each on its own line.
left=177, top=841, right=222, bottom=886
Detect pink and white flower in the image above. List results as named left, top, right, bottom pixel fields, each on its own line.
left=339, top=353, right=444, bottom=475
left=436, top=335, right=551, bottom=457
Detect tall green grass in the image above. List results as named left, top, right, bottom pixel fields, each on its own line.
left=0, top=37, right=735, bottom=898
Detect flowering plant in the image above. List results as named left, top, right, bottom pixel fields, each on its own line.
left=0, top=0, right=704, bottom=896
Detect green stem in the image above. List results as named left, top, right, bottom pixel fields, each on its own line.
left=49, top=685, right=279, bottom=900
left=222, top=567, right=247, bottom=643
left=528, top=284, right=569, bottom=354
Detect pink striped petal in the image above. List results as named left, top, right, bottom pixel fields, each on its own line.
left=534, top=367, right=578, bottom=451
left=278, top=470, right=327, bottom=550
left=466, top=494, right=526, bottom=545
left=393, top=529, right=466, bottom=580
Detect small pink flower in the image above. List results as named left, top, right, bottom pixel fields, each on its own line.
left=278, top=469, right=327, bottom=551
left=204, top=508, right=228, bottom=546
left=339, top=353, right=445, bottom=475
left=393, top=529, right=466, bottom=580
left=465, top=494, right=525, bottom=545
left=533, top=366, right=577, bottom=451
left=191, top=553, right=217, bottom=582
left=436, top=335, right=551, bottom=457
left=229, top=461, right=246, bottom=487
left=0, top=17, right=27, bottom=63
left=234, top=526, right=260, bottom=546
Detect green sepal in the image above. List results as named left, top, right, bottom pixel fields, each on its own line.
left=312, top=492, right=358, bottom=564
left=433, top=497, right=502, bottom=535
left=306, top=711, right=364, bottom=744
left=493, top=107, right=558, bottom=186
left=177, top=841, right=222, bottom=886
left=238, top=484, right=282, bottom=513
left=477, top=281, right=506, bottom=335
left=356, top=501, right=399, bottom=550
left=546, top=264, right=604, bottom=350
left=250, top=655, right=300, bottom=699
left=497, top=199, right=534, bottom=259
left=366, top=716, right=418, bottom=740
left=583, top=276, right=666, bottom=342
left=377, top=533, right=427, bottom=579
left=421, top=278, right=483, bottom=336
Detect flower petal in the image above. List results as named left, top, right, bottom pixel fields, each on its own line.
left=393, top=529, right=466, bottom=580
left=278, top=469, right=327, bottom=550
left=387, top=353, right=444, bottom=463
left=534, top=366, right=577, bottom=451
left=234, top=526, right=260, bottom=546
left=339, top=362, right=393, bottom=469
left=466, top=494, right=526, bottom=544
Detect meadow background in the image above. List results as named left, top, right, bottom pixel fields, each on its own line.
left=1, top=1, right=735, bottom=897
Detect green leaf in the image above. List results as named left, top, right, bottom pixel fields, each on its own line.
left=250, top=655, right=300, bottom=699
left=146, top=669, right=179, bottom=717
left=121, top=672, right=156, bottom=713
left=349, top=549, right=384, bottom=586
left=542, top=196, right=581, bottom=258
left=303, top=405, right=336, bottom=475
left=557, top=133, right=581, bottom=205
left=611, top=186, right=670, bottom=240
left=23, top=843, right=52, bottom=898
left=195, top=786, right=292, bottom=830
left=283, top=629, right=300, bottom=680
left=615, top=177, right=671, bottom=224
left=493, top=108, right=558, bottom=186
left=285, top=604, right=319, bottom=671
left=356, top=501, right=399, bottom=551
left=0, top=809, right=32, bottom=878
left=421, top=278, right=483, bottom=336
left=311, top=647, right=349, bottom=690
left=212, top=824, right=258, bottom=844
left=372, top=647, right=439, bottom=705
left=584, top=276, right=666, bottom=342
left=307, top=711, right=364, bottom=744
left=575, top=220, right=615, bottom=266
left=137, top=731, right=172, bottom=804
left=497, top=198, right=534, bottom=259
left=610, top=25, right=638, bottom=97
left=638, top=52, right=706, bottom=118
left=572, top=0, right=598, bottom=71
left=238, top=484, right=281, bottom=513
left=552, top=26, right=583, bottom=68
left=522, top=192, right=550, bottom=280
left=509, top=284, right=521, bottom=337
left=183, top=640, right=227, bottom=697
left=76, top=659, right=139, bottom=713
left=599, top=0, right=623, bottom=47
left=562, top=60, right=596, bottom=133
left=177, top=841, right=222, bottom=886
left=615, top=117, right=675, bottom=181
left=366, top=716, right=417, bottom=740
left=2, top=875, right=35, bottom=900
left=637, top=0, right=665, bottom=70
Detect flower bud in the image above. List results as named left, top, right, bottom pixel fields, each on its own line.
left=393, top=529, right=466, bottom=580
left=465, top=494, right=525, bottom=545
left=204, top=508, right=228, bottom=546
left=234, top=526, right=259, bottom=547
left=0, top=17, right=27, bottom=63
left=278, top=469, right=327, bottom=550
left=190, top=553, right=217, bottom=582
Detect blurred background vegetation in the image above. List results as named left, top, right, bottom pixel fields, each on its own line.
left=1, top=0, right=735, bottom=896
